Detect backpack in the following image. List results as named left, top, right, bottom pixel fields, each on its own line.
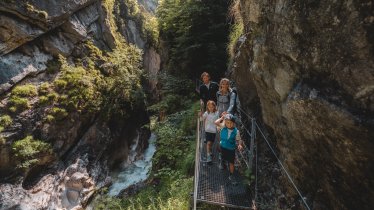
left=229, top=87, right=240, bottom=115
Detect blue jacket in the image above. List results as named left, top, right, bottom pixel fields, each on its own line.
left=220, top=127, right=237, bottom=150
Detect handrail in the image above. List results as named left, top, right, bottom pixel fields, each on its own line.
left=194, top=77, right=311, bottom=210
left=255, top=122, right=311, bottom=210
left=193, top=113, right=201, bottom=210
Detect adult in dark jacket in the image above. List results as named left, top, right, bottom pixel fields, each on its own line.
left=199, top=72, right=219, bottom=109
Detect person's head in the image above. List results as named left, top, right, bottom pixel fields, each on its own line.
left=206, top=100, right=217, bottom=113
left=201, top=72, right=210, bottom=84
left=219, top=78, right=230, bottom=92
left=224, top=113, right=236, bottom=129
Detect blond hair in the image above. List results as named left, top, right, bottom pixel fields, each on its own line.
left=206, top=100, right=217, bottom=113
left=219, top=78, right=230, bottom=92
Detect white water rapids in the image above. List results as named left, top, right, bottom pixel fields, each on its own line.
left=108, top=133, right=157, bottom=196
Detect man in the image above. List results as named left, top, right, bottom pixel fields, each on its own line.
left=199, top=72, right=219, bottom=110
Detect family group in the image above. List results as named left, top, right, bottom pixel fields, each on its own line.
left=199, top=72, right=243, bottom=184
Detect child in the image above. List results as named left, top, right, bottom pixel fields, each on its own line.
left=215, top=113, right=243, bottom=184
left=201, top=100, right=219, bottom=163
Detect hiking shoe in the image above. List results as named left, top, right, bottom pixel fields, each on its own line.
left=207, top=154, right=212, bottom=163
left=219, top=160, right=224, bottom=170
left=229, top=175, right=238, bottom=185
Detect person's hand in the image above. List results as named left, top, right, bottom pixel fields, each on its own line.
left=238, top=144, right=243, bottom=151
left=199, top=111, right=202, bottom=117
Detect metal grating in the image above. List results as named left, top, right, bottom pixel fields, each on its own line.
left=196, top=127, right=252, bottom=209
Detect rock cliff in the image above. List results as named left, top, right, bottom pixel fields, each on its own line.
left=231, top=0, right=374, bottom=209
left=0, top=0, right=159, bottom=209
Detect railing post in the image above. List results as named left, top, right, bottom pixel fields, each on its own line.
left=249, top=118, right=256, bottom=171
left=193, top=113, right=201, bottom=210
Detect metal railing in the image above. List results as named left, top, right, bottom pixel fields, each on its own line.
left=194, top=78, right=311, bottom=210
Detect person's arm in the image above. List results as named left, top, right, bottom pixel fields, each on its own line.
left=202, top=112, right=208, bottom=120
left=236, top=129, right=244, bottom=150
left=215, top=115, right=224, bottom=127
left=227, top=91, right=236, bottom=114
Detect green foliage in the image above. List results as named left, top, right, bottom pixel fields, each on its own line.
left=94, top=100, right=198, bottom=209
left=115, top=0, right=159, bottom=45
left=227, top=21, right=244, bottom=59
left=45, top=114, right=55, bottom=123
left=54, top=56, right=103, bottom=113
left=100, top=43, right=145, bottom=119
left=8, top=96, right=29, bottom=112
left=0, top=115, right=12, bottom=128
left=8, top=106, right=17, bottom=113
left=147, top=73, right=195, bottom=114
left=39, top=88, right=58, bottom=106
left=157, top=0, right=230, bottom=79
left=49, top=107, right=68, bottom=121
left=38, top=96, right=50, bottom=106
left=12, top=136, right=53, bottom=169
left=227, top=0, right=244, bottom=63
left=242, top=168, right=256, bottom=185
left=8, top=84, right=38, bottom=112
left=11, top=84, right=38, bottom=97
left=38, top=82, right=51, bottom=95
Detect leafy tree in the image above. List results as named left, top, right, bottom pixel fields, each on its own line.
left=157, top=0, right=230, bottom=81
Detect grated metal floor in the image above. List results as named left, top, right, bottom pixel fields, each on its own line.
left=196, top=129, right=252, bottom=209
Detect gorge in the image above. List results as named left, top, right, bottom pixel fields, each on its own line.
left=0, top=0, right=373, bottom=210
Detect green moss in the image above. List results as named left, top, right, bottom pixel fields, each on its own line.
left=8, top=106, right=17, bottom=113
left=11, top=84, right=38, bottom=97
left=53, top=79, right=68, bottom=91
left=85, top=40, right=106, bottom=61
left=47, top=92, right=58, bottom=102
left=39, top=86, right=58, bottom=106
left=38, top=96, right=50, bottom=106
left=45, top=114, right=55, bottom=123
left=8, top=96, right=30, bottom=112
left=12, top=135, right=53, bottom=169
left=0, top=115, right=13, bottom=128
left=227, top=21, right=244, bottom=60
left=50, top=107, right=68, bottom=121
left=39, top=82, right=51, bottom=95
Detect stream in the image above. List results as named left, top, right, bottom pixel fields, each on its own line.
left=108, top=133, right=157, bottom=196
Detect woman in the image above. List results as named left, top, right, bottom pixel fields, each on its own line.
left=216, top=78, right=236, bottom=117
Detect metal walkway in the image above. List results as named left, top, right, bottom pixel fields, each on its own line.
left=193, top=116, right=252, bottom=209
left=193, top=79, right=311, bottom=210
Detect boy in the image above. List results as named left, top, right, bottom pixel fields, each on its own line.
left=215, top=113, right=243, bottom=184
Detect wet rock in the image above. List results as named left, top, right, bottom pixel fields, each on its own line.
left=232, top=0, right=374, bottom=209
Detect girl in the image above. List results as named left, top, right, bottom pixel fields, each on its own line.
left=201, top=100, right=219, bottom=163
left=216, top=78, right=236, bottom=117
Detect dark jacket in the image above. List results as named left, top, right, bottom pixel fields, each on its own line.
left=199, top=82, right=219, bottom=104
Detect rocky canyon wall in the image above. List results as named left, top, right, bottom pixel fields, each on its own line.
left=231, top=0, right=374, bottom=209
left=0, top=0, right=159, bottom=209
